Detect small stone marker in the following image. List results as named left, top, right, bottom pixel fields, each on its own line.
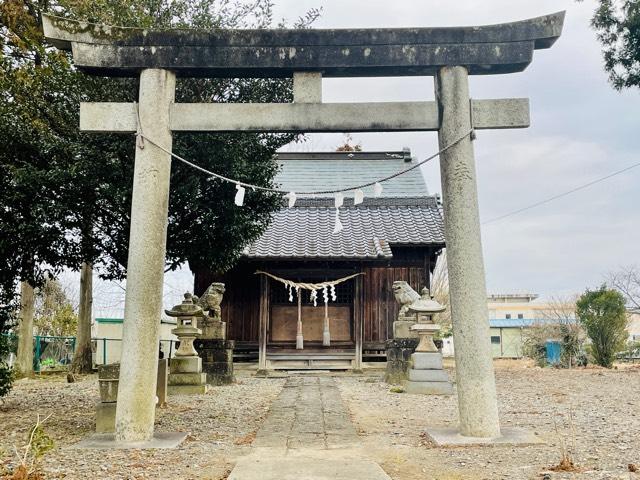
left=157, top=358, right=168, bottom=407
left=96, top=364, right=119, bottom=433
left=96, top=360, right=171, bottom=433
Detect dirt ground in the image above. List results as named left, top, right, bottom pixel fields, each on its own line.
left=0, top=360, right=639, bottom=480
left=338, top=359, right=640, bottom=480
left=0, top=373, right=285, bottom=479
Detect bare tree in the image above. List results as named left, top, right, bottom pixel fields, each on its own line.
left=538, top=295, right=579, bottom=323
left=525, top=295, right=586, bottom=368
left=607, top=265, right=640, bottom=312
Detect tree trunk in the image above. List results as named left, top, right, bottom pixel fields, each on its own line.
left=15, top=281, right=35, bottom=377
left=71, top=263, right=93, bottom=373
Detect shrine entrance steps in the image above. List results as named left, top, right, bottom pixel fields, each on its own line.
left=228, top=376, right=390, bottom=480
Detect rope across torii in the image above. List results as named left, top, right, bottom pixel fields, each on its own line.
left=255, top=271, right=364, bottom=349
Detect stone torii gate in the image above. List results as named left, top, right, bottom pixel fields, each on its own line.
left=43, top=12, right=564, bottom=445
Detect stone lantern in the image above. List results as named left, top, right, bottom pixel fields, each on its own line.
left=408, top=288, right=446, bottom=353
left=404, top=288, right=453, bottom=395
left=165, top=293, right=208, bottom=394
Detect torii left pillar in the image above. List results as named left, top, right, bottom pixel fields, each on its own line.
left=115, top=69, right=175, bottom=443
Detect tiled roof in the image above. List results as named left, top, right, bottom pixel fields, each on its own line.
left=244, top=197, right=444, bottom=260
left=274, top=150, right=429, bottom=198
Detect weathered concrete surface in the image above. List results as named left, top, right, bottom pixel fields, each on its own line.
left=75, top=432, right=187, bottom=450
left=229, top=377, right=391, bottom=480
left=435, top=66, right=501, bottom=438
left=229, top=456, right=391, bottom=480
left=95, top=402, right=116, bottom=434
left=424, top=426, right=543, bottom=447
left=253, top=377, right=359, bottom=450
left=80, top=99, right=530, bottom=133
left=42, top=12, right=565, bottom=77
left=114, top=68, right=175, bottom=443
left=293, top=72, right=322, bottom=103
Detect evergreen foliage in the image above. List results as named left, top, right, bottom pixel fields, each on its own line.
left=0, top=1, right=320, bottom=338
left=585, top=0, right=640, bottom=90
left=576, top=285, right=628, bottom=367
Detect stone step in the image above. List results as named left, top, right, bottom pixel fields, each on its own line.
left=408, top=369, right=450, bottom=382
left=168, top=372, right=207, bottom=385
left=168, top=384, right=208, bottom=395
left=405, top=380, right=454, bottom=395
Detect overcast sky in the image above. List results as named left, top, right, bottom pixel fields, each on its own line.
left=270, top=0, right=640, bottom=298
left=84, top=0, right=640, bottom=318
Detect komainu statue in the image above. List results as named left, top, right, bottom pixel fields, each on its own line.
left=195, top=282, right=226, bottom=339
left=392, top=281, right=421, bottom=318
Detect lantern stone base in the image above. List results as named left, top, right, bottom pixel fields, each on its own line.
left=167, top=384, right=208, bottom=395
left=384, top=338, right=418, bottom=384
left=195, top=339, right=235, bottom=386
left=404, top=352, right=453, bottom=396
left=168, top=355, right=208, bottom=395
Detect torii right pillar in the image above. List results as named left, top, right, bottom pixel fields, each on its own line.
left=435, top=66, right=501, bottom=438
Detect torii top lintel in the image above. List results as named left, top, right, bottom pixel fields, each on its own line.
left=42, top=12, right=564, bottom=78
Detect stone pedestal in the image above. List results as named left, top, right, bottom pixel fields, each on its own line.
left=168, top=356, right=208, bottom=394
left=384, top=338, right=418, bottom=384
left=405, top=352, right=454, bottom=395
left=392, top=319, right=418, bottom=339
left=194, top=339, right=235, bottom=386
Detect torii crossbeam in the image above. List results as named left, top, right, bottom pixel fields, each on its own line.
left=43, top=12, right=564, bottom=445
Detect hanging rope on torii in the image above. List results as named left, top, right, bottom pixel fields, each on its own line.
left=255, top=271, right=364, bottom=349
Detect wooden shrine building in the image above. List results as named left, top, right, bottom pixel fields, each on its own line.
left=194, top=149, right=445, bottom=371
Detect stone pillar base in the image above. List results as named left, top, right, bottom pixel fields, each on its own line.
left=384, top=338, right=418, bottom=384
left=194, top=339, right=235, bottom=386
left=404, top=352, right=453, bottom=395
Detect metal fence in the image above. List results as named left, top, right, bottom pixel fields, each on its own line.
left=93, top=337, right=178, bottom=366
left=1, top=333, right=178, bottom=370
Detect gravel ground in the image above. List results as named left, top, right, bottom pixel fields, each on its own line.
left=0, top=372, right=284, bottom=479
left=1, top=361, right=639, bottom=480
left=337, top=360, right=640, bottom=480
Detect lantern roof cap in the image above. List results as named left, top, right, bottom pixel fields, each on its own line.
left=165, top=293, right=204, bottom=317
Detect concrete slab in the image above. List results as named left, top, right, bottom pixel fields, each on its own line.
left=228, top=456, right=391, bottom=480
left=424, top=426, right=543, bottom=447
left=75, top=432, right=188, bottom=449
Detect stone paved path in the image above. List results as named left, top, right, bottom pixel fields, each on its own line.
left=253, top=376, right=359, bottom=450
left=229, top=376, right=391, bottom=480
